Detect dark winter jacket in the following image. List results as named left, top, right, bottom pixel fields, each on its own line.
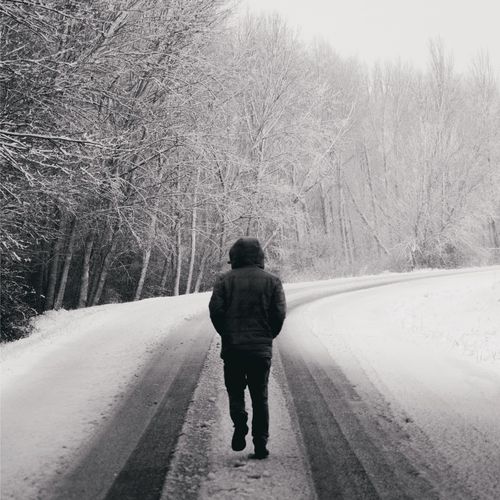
left=209, top=238, right=286, bottom=358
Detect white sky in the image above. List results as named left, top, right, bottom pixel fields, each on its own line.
left=240, top=0, right=500, bottom=74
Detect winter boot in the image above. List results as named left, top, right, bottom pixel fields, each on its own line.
left=249, top=440, right=269, bottom=459
left=231, top=424, right=248, bottom=451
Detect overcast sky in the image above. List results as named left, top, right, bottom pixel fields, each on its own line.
left=240, top=0, right=500, bottom=74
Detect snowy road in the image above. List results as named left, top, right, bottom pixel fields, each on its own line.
left=1, top=268, right=499, bottom=499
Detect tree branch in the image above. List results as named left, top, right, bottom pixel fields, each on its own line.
left=0, top=130, right=106, bottom=148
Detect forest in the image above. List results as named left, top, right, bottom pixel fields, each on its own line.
left=1, top=0, right=499, bottom=341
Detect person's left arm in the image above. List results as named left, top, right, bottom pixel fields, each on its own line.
left=209, top=275, right=226, bottom=335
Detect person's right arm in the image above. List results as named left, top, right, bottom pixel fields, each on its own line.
left=269, top=279, right=286, bottom=338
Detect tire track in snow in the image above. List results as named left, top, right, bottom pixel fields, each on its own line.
left=278, top=321, right=435, bottom=499
left=278, top=277, right=482, bottom=500
left=48, top=315, right=213, bottom=500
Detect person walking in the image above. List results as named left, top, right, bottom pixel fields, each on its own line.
left=209, top=237, right=286, bottom=459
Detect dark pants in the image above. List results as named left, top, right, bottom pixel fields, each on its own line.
left=223, top=352, right=271, bottom=446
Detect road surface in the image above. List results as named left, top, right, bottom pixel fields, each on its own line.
left=2, top=268, right=498, bottom=499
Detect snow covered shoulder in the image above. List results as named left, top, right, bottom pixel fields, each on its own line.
left=0, top=293, right=210, bottom=500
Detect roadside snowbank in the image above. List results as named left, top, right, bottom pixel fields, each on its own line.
left=1, top=293, right=210, bottom=381
left=1, top=293, right=210, bottom=500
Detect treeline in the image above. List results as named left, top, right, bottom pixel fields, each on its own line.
left=1, top=1, right=499, bottom=340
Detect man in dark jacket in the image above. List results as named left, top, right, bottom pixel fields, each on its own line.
left=209, top=237, right=286, bottom=459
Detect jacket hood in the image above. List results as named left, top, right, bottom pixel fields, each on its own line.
left=229, top=237, right=265, bottom=269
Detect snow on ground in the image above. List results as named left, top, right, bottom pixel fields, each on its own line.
left=1, top=266, right=499, bottom=499
left=1, top=293, right=210, bottom=500
left=305, top=268, right=500, bottom=499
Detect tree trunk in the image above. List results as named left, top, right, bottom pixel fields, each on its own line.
left=489, top=217, right=500, bottom=249
left=185, top=218, right=197, bottom=294
left=134, top=165, right=162, bottom=300
left=91, top=235, right=118, bottom=306
left=340, top=191, right=353, bottom=267
left=78, top=233, right=94, bottom=308
left=173, top=222, right=182, bottom=296
left=336, top=159, right=349, bottom=264
left=134, top=246, right=152, bottom=301
left=194, top=252, right=208, bottom=293
left=290, top=164, right=302, bottom=242
left=44, top=215, right=68, bottom=311
left=301, top=198, right=312, bottom=238
left=347, top=206, right=357, bottom=262
left=218, top=224, right=225, bottom=263
left=319, top=182, right=330, bottom=235
left=159, top=255, right=170, bottom=293
left=54, top=217, right=77, bottom=310
left=361, top=144, right=381, bottom=257
left=36, top=241, right=48, bottom=311
left=185, top=169, right=200, bottom=294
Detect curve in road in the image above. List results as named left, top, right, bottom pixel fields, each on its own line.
left=278, top=272, right=486, bottom=499
left=49, top=268, right=488, bottom=499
